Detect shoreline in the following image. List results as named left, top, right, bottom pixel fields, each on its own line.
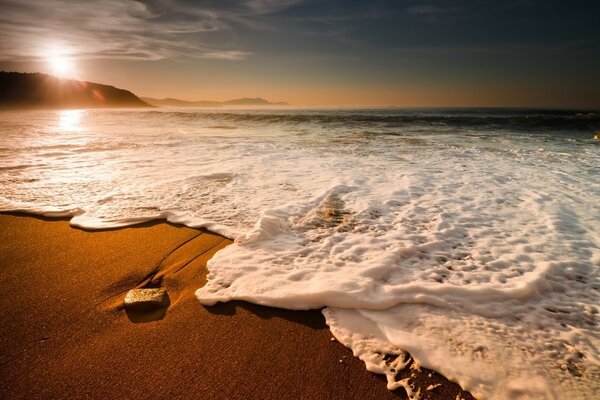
left=0, top=212, right=474, bottom=399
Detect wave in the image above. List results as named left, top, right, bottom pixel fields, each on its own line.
left=134, top=108, right=600, bottom=134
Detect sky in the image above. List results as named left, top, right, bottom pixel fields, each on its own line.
left=0, top=0, right=599, bottom=107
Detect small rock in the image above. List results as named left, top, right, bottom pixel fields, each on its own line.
left=427, top=383, right=441, bottom=391
left=124, top=288, right=169, bottom=312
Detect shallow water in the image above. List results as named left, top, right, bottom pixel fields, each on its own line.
left=1, top=108, right=599, bottom=399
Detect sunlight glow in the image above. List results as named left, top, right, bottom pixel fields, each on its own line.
left=58, top=109, right=84, bottom=132
left=48, top=55, right=75, bottom=78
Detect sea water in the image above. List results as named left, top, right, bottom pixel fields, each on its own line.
left=1, top=108, right=598, bottom=399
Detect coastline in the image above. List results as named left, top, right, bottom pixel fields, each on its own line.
left=0, top=212, right=474, bottom=399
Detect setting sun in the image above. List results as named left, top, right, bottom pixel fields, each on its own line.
left=48, top=55, right=74, bottom=78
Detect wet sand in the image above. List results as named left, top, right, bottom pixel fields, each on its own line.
left=0, top=213, right=474, bottom=399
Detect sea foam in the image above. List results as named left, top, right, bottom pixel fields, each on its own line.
left=1, top=108, right=598, bottom=399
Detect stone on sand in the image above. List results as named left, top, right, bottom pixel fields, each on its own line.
left=124, top=288, right=169, bottom=312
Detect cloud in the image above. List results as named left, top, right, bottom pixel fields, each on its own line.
left=405, top=2, right=464, bottom=23
left=0, top=0, right=303, bottom=62
left=244, top=0, right=304, bottom=14
left=406, top=5, right=447, bottom=15
left=201, top=50, right=253, bottom=61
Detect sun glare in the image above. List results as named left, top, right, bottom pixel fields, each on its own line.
left=48, top=56, right=75, bottom=78
left=58, top=109, right=84, bottom=132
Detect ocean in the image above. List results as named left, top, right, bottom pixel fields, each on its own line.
left=1, top=108, right=598, bottom=399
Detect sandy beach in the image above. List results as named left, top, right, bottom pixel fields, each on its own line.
left=1, top=1, right=598, bottom=397
left=0, top=213, right=474, bottom=399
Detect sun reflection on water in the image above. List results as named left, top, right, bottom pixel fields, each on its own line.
left=58, top=109, right=84, bottom=132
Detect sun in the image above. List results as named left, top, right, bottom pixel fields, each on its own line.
left=48, top=56, right=75, bottom=78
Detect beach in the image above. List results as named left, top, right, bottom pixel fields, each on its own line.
left=0, top=212, right=474, bottom=399
left=0, top=107, right=598, bottom=399
left=1, top=0, right=599, bottom=396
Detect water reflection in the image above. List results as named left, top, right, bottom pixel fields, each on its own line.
left=58, top=109, right=84, bottom=132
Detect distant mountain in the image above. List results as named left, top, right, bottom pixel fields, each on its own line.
left=0, top=71, right=149, bottom=109
left=141, top=96, right=289, bottom=107
left=140, top=97, right=220, bottom=107
left=222, top=97, right=289, bottom=106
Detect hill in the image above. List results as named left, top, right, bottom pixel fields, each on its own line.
left=0, top=72, right=149, bottom=109
left=141, top=96, right=289, bottom=107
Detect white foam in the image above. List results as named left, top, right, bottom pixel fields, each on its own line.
left=1, top=109, right=599, bottom=399
left=195, top=158, right=599, bottom=399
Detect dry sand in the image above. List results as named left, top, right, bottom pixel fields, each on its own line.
left=0, top=213, right=474, bottom=399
